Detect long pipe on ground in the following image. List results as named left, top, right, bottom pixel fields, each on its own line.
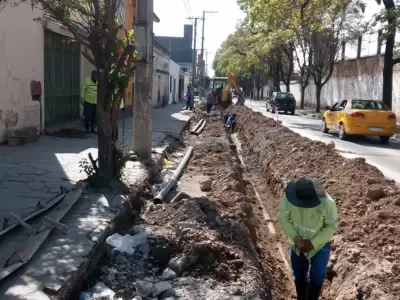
left=154, top=146, right=194, bottom=204
left=190, top=119, right=204, bottom=134
left=194, top=120, right=207, bottom=136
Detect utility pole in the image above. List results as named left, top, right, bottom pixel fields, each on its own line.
left=133, top=0, right=153, bottom=158
left=188, top=16, right=200, bottom=109
left=199, top=11, right=217, bottom=100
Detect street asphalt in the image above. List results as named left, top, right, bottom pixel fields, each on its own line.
left=245, top=99, right=400, bottom=183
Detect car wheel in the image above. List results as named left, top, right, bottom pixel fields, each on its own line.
left=322, top=118, right=329, bottom=133
left=379, top=136, right=390, bottom=144
left=271, top=109, right=275, bottom=114
left=284, top=110, right=287, bottom=114
left=338, top=123, right=348, bottom=140
left=291, top=110, right=295, bottom=115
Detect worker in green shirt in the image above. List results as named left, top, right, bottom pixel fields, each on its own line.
left=81, top=70, right=98, bottom=133
left=279, top=177, right=339, bottom=300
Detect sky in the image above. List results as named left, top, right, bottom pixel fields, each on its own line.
left=153, top=0, right=245, bottom=77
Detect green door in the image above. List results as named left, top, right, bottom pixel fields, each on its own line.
left=44, top=30, right=80, bottom=126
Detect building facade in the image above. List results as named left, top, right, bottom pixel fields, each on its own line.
left=0, top=2, right=160, bottom=143
left=153, top=41, right=170, bottom=108
left=154, top=24, right=193, bottom=65
left=169, top=60, right=180, bottom=104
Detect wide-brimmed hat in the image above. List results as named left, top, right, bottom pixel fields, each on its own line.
left=285, top=177, right=325, bottom=208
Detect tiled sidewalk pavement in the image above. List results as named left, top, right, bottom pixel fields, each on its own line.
left=0, top=103, right=192, bottom=299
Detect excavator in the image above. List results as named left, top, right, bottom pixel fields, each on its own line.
left=210, top=73, right=245, bottom=108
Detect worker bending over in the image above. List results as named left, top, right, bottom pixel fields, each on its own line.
left=226, top=114, right=237, bottom=132
left=279, top=177, right=338, bottom=300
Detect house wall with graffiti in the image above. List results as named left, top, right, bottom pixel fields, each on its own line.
left=0, top=3, right=43, bottom=143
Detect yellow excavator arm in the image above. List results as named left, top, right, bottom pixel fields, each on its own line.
left=221, top=73, right=245, bottom=106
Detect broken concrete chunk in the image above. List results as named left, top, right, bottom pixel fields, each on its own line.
left=152, top=281, right=173, bottom=297
left=86, top=282, right=115, bottom=299
left=200, top=179, right=213, bottom=191
left=134, top=280, right=153, bottom=297
left=168, top=253, right=198, bottom=275
left=161, top=268, right=177, bottom=281
left=132, top=296, right=143, bottom=300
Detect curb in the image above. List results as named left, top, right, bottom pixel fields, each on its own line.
left=56, top=116, right=193, bottom=300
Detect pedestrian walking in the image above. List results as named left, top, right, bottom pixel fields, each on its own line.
left=81, top=70, right=98, bottom=133
left=279, top=177, right=339, bottom=300
left=205, top=91, right=214, bottom=115
left=185, top=84, right=192, bottom=110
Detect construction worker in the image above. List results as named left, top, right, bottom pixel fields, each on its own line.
left=185, top=84, right=192, bottom=110
left=226, top=114, right=237, bottom=132
left=205, top=91, right=214, bottom=115
left=279, top=177, right=338, bottom=300
left=81, top=70, right=98, bottom=133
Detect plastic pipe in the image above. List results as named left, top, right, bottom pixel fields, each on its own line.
left=154, top=146, right=194, bottom=204
left=195, top=120, right=207, bottom=136
left=190, top=119, right=204, bottom=134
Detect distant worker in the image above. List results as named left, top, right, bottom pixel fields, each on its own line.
left=205, top=91, right=215, bottom=115
left=223, top=112, right=230, bottom=123
left=226, top=114, right=237, bottom=132
left=81, top=70, right=98, bottom=133
left=279, top=177, right=339, bottom=300
left=185, top=84, right=192, bottom=110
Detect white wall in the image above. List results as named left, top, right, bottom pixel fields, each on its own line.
left=169, top=59, right=180, bottom=104
left=0, top=3, right=44, bottom=142
left=153, top=44, right=170, bottom=107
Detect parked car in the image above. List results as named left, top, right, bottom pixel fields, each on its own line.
left=266, top=92, right=296, bottom=115
left=321, top=99, right=397, bottom=144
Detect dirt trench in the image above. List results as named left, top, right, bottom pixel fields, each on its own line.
left=227, top=105, right=400, bottom=300
left=84, top=109, right=294, bottom=300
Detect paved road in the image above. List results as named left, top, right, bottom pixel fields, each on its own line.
left=245, top=100, right=400, bottom=183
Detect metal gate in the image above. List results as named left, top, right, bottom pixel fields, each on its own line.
left=44, top=30, right=80, bottom=126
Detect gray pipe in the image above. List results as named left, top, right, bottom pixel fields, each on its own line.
left=154, top=146, right=194, bottom=203
left=190, top=119, right=204, bottom=134
left=195, top=120, right=206, bottom=136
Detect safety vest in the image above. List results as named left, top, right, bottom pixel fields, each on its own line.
left=81, top=77, right=98, bottom=104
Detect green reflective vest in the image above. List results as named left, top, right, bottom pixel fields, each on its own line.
left=278, top=193, right=339, bottom=259
left=81, top=77, right=97, bottom=104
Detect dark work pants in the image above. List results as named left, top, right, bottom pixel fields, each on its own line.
left=206, top=103, right=213, bottom=113
left=290, top=243, right=331, bottom=286
left=84, top=102, right=96, bottom=131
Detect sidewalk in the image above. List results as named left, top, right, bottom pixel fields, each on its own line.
left=0, top=103, right=192, bottom=300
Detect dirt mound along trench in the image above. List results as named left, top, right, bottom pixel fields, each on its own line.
left=228, top=105, right=400, bottom=300
left=89, top=115, right=291, bottom=300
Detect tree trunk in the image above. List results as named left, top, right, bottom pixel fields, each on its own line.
left=300, top=85, right=307, bottom=109
left=382, top=31, right=395, bottom=110
left=261, top=87, right=264, bottom=100
left=315, top=83, right=322, bottom=113
left=286, top=82, right=290, bottom=92
left=96, top=75, right=114, bottom=182
left=381, top=0, right=396, bottom=110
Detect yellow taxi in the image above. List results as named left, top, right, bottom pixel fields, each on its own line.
left=321, top=99, right=397, bottom=144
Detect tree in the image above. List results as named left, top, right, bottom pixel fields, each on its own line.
left=238, top=0, right=364, bottom=112
left=2, top=0, right=137, bottom=182
left=374, top=0, right=399, bottom=109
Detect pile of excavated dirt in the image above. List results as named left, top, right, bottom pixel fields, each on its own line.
left=228, top=105, right=400, bottom=300
left=86, top=113, right=292, bottom=300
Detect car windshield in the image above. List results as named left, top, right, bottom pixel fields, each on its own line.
left=351, top=100, right=389, bottom=110
left=275, top=93, right=294, bottom=100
